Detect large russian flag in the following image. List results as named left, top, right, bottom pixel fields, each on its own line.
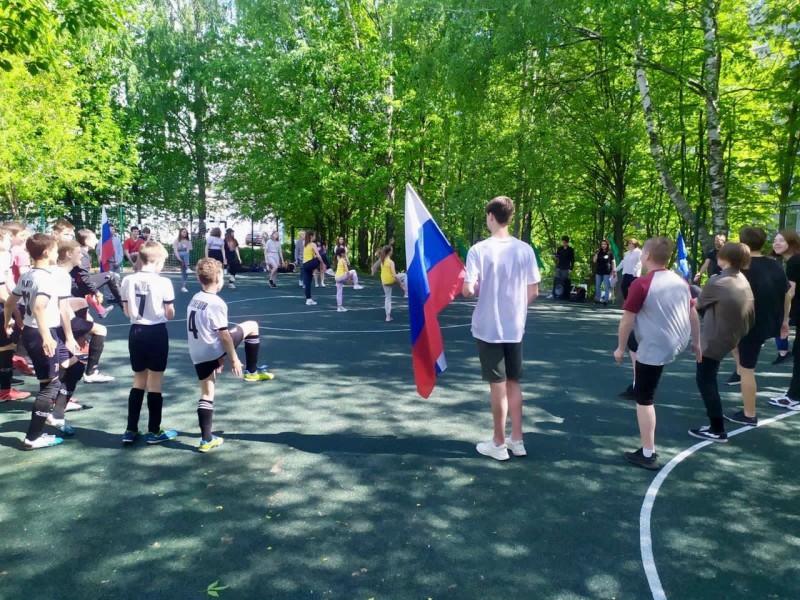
left=405, top=184, right=466, bottom=398
left=99, top=207, right=114, bottom=273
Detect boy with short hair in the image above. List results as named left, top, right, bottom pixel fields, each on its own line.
left=463, top=196, right=540, bottom=460
left=3, top=234, right=80, bottom=449
left=0, top=228, right=30, bottom=402
left=119, top=241, right=177, bottom=445
left=123, top=226, right=143, bottom=269
left=5, top=221, right=31, bottom=284
left=52, top=219, right=76, bottom=242
left=614, top=237, right=701, bottom=470
left=188, top=258, right=274, bottom=452
left=689, top=242, right=755, bottom=442
left=72, top=228, right=124, bottom=316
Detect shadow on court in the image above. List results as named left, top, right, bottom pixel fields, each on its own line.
left=0, top=273, right=798, bottom=599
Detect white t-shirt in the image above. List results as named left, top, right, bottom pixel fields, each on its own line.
left=13, top=267, right=67, bottom=329
left=620, top=248, right=643, bottom=277
left=207, top=237, right=224, bottom=252
left=264, top=239, right=282, bottom=258
left=0, top=252, right=12, bottom=292
left=120, top=270, right=175, bottom=325
left=187, top=290, right=229, bottom=364
left=465, top=236, right=541, bottom=343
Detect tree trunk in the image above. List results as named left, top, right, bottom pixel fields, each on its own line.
left=778, top=96, right=799, bottom=230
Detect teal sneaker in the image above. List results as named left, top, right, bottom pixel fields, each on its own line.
left=122, top=430, right=139, bottom=445
left=198, top=435, right=224, bottom=453
left=146, top=429, right=178, bottom=444
left=46, top=415, right=75, bottom=436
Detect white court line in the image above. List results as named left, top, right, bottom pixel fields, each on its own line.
left=641, top=410, right=800, bottom=600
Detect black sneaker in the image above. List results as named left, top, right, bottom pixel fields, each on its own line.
left=773, top=353, right=791, bottom=365
left=11, top=377, right=23, bottom=386
left=688, top=426, right=728, bottom=442
left=724, top=410, right=758, bottom=426
left=623, top=448, right=660, bottom=470
left=269, top=280, right=277, bottom=288
left=618, top=384, right=636, bottom=400
left=725, top=373, right=741, bottom=386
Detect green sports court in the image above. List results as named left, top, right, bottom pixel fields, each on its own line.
left=1, top=271, right=798, bottom=599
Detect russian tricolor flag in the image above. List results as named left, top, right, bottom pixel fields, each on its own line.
left=99, top=207, right=114, bottom=273
left=405, top=184, right=466, bottom=398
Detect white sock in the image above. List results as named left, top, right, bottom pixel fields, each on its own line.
left=642, top=448, right=654, bottom=458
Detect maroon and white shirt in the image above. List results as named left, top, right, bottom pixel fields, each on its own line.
left=623, top=268, right=693, bottom=366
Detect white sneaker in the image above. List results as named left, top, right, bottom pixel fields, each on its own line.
left=353, top=284, right=364, bottom=290
left=386, top=315, right=393, bottom=322
left=180, top=286, right=188, bottom=293
left=320, top=282, right=326, bottom=287
left=768, top=393, right=800, bottom=410
left=46, top=414, right=75, bottom=435
left=23, top=433, right=63, bottom=450
left=314, top=282, right=319, bottom=288
left=326, top=268, right=335, bottom=277
left=337, top=306, right=348, bottom=312
left=476, top=441, right=510, bottom=461
left=505, top=437, right=527, bottom=457
left=228, top=282, right=236, bottom=289
left=299, top=281, right=304, bottom=287
left=83, top=370, right=115, bottom=383
left=306, top=299, right=317, bottom=306
left=186, top=268, right=194, bottom=274
left=65, top=401, right=87, bottom=412
left=404, top=293, right=408, bottom=298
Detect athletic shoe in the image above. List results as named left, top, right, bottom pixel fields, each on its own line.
left=353, top=284, right=364, bottom=290
left=12, top=356, right=34, bottom=376
left=122, top=430, right=139, bottom=445
left=244, top=368, right=275, bottom=382
left=476, top=440, right=510, bottom=461
left=269, top=280, right=277, bottom=288
left=186, top=268, right=194, bottom=274
left=98, top=305, right=115, bottom=319
left=198, top=435, right=224, bottom=453
left=11, top=377, right=24, bottom=386
left=337, top=306, right=348, bottom=312
left=386, top=315, right=393, bottom=322
left=181, top=286, right=188, bottom=293
left=724, top=410, right=758, bottom=426
left=504, top=437, right=527, bottom=457
left=623, top=448, right=660, bottom=470
left=23, top=433, right=63, bottom=450
left=65, top=400, right=90, bottom=412
left=0, top=388, right=31, bottom=401
left=618, top=384, right=636, bottom=400
left=46, top=415, right=75, bottom=436
left=772, top=353, right=791, bottom=365
left=146, top=429, right=178, bottom=444
left=768, top=394, right=800, bottom=410
left=228, top=282, right=236, bottom=289
left=725, top=372, right=741, bottom=386
left=314, top=282, right=319, bottom=288
left=299, top=281, right=304, bottom=287
left=326, top=268, right=335, bottom=277
left=320, top=282, right=326, bottom=287
left=306, top=299, right=317, bottom=306
left=688, top=425, right=728, bottom=442
left=83, top=370, right=115, bottom=383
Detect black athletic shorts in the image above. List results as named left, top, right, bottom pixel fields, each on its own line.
left=633, top=362, right=665, bottom=406
left=737, top=332, right=768, bottom=370
left=0, top=306, right=20, bottom=346
left=22, top=326, right=62, bottom=380
left=476, top=339, right=523, bottom=383
left=193, top=325, right=244, bottom=380
left=129, top=323, right=169, bottom=372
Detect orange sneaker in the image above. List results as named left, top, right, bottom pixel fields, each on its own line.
left=12, top=356, right=34, bottom=376
left=0, top=388, right=32, bottom=402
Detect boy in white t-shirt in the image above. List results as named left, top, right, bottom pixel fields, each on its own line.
left=463, top=196, right=541, bottom=461
left=188, top=258, right=274, bottom=452
left=119, top=241, right=177, bottom=445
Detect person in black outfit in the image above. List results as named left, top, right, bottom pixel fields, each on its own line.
left=551, top=236, right=575, bottom=299
left=593, top=239, right=616, bottom=305
left=693, top=234, right=726, bottom=283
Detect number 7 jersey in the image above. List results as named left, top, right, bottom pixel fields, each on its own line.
left=120, top=271, right=175, bottom=325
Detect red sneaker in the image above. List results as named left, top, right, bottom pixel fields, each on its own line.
left=12, top=355, right=34, bottom=376
left=0, top=388, right=32, bottom=402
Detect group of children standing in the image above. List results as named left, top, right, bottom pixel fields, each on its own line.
left=0, top=220, right=274, bottom=453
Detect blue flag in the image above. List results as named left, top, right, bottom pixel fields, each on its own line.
left=677, top=232, right=691, bottom=280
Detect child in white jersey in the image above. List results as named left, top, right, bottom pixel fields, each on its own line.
left=119, top=241, right=177, bottom=445
left=187, top=258, right=275, bottom=452
left=0, top=227, right=30, bottom=402
left=378, top=245, right=407, bottom=321
left=333, top=247, right=363, bottom=312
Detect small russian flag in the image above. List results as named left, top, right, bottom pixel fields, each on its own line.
left=405, top=184, right=466, bottom=398
left=99, top=207, right=114, bottom=273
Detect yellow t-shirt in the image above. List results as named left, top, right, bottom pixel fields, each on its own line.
left=303, top=243, right=314, bottom=263
left=336, top=257, right=347, bottom=278
left=380, top=258, right=395, bottom=285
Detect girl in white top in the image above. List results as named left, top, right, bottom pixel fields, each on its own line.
left=619, top=238, right=643, bottom=300
left=205, top=227, right=226, bottom=269
left=263, top=231, right=284, bottom=288
left=174, top=228, right=193, bottom=293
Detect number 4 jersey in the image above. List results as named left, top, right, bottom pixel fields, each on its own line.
left=186, top=290, right=229, bottom=364
left=120, top=271, right=175, bottom=325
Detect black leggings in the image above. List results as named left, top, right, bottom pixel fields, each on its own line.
left=302, top=258, right=321, bottom=299
left=696, top=356, right=724, bottom=430
left=621, top=274, right=637, bottom=300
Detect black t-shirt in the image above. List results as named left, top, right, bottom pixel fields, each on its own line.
left=786, top=254, right=800, bottom=323
left=705, top=248, right=721, bottom=276
left=595, top=251, right=614, bottom=275
left=742, top=256, right=790, bottom=340
left=555, top=246, right=575, bottom=270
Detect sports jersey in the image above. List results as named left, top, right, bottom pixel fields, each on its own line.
left=0, top=251, right=10, bottom=297
left=120, top=270, right=175, bottom=325
left=13, top=267, right=66, bottom=329
left=336, top=257, right=347, bottom=278
left=187, top=290, right=229, bottom=364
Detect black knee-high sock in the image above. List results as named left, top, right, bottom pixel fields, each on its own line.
left=53, top=364, right=83, bottom=419
left=28, top=379, right=60, bottom=440
left=127, top=388, right=145, bottom=432
left=147, top=392, right=163, bottom=434
left=198, top=398, right=213, bottom=441
left=86, top=335, right=105, bottom=374
left=244, top=335, right=259, bottom=372
left=0, top=349, right=13, bottom=390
